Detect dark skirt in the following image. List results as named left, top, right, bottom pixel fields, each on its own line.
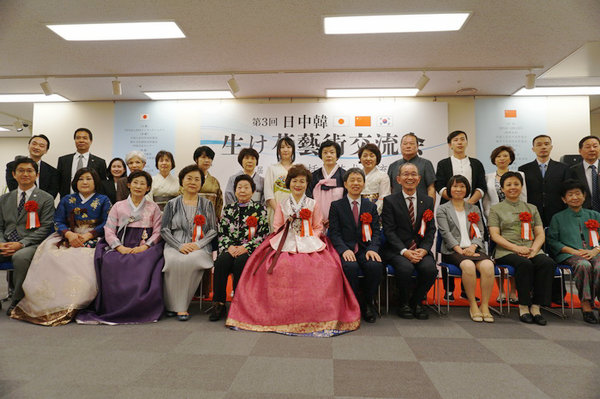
left=76, top=227, right=164, bottom=325
left=442, top=250, right=490, bottom=266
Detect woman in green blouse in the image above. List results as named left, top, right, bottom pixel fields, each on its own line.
left=209, top=174, right=269, bottom=322
left=547, top=179, right=600, bottom=324
left=488, top=172, right=554, bottom=325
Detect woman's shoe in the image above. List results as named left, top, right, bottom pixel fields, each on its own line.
left=177, top=313, right=190, bottom=321
left=519, top=313, right=534, bottom=324
left=496, top=293, right=506, bottom=303
left=582, top=311, right=599, bottom=324
left=209, top=303, right=227, bottom=322
left=469, top=309, right=483, bottom=322
left=482, top=313, right=495, bottom=323
left=533, top=314, right=547, bottom=326
left=165, top=311, right=177, bottom=317
left=508, top=297, right=519, bottom=305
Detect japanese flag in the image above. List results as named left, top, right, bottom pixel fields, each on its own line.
left=334, top=116, right=350, bottom=127
left=140, top=113, right=150, bottom=121
left=378, top=116, right=392, bottom=126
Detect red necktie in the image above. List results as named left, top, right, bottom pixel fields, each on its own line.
left=352, top=200, right=359, bottom=252
left=408, top=196, right=417, bottom=250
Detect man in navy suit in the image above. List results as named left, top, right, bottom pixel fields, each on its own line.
left=57, top=128, right=107, bottom=198
left=5, top=134, right=60, bottom=198
left=381, top=163, right=437, bottom=320
left=329, top=168, right=383, bottom=323
left=570, top=135, right=600, bottom=211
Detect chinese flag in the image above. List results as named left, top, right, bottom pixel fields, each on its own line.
left=504, top=110, right=517, bottom=118
left=355, top=116, right=371, bottom=127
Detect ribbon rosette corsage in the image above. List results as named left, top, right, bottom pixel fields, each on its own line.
left=298, top=208, right=313, bottom=237
left=418, top=209, right=434, bottom=237
left=467, top=212, right=482, bottom=239
left=519, top=212, right=533, bottom=240
left=24, top=200, right=40, bottom=229
left=585, top=219, right=600, bottom=247
left=192, top=214, right=206, bottom=241
left=359, top=212, right=373, bottom=242
left=246, top=215, right=258, bottom=240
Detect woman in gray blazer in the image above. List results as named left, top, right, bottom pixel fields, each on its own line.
left=436, top=175, right=495, bottom=323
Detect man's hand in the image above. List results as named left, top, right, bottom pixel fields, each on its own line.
left=365, top=250, right=381, bottom=262
left=342, top=250, right=356, bottom=262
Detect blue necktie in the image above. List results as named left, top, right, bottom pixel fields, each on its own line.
left=17, top=191, right=26, bottom=215
left=540, top=163, right=546, bottom=178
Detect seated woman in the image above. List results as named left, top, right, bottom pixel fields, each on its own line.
left=76, top=170, right=164, bottom=325
left=224, top=147, right=265, bottom=206
left=116, top=150, right=147, bottom=202
left=547, top=179, right=600, bottom=324
left=11, top=168, right=110, bottom=326
left=161, top=164, right=217, bottom=321
left=209, top=174, right=269, bottom=321
left=436, top=175, right=495, bottom=323
left=306, top=139, right=346, bottom=227
left=226, top=164, right=360, bottom=337
left=102, top=157, right=127, bottom=204
left=488, top=172, right=554, bottom=325
left=358, top=143, right=390, bottom=214
left=149, top=150, right=180, bottom=211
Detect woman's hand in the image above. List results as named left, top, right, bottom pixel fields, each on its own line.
left=116, top=245, right=132, bottom=254
left=463, top=245, right=480, bottom=257
left=65, top=231, right=84, bottom=248
left=130, top=244, right=149, bottom=254
left=227, top=245, right=248, bottom=257
left=179, top=242, right=200, bottom=254
left=453, top=246, right=464, bottom=255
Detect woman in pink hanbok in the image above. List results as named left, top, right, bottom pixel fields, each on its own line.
left=226, top=164, right=360, bottom=337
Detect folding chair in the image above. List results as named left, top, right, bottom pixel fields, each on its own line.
left=0, top=261, right=15, bottom=310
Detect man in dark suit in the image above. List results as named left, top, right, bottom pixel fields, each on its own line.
left=435, top=130, right=487, bottom=301
left=0, top=158, right=55, bottom=314
left=570, top=135, right=600, bottom=211
left=5, top=134, right=60, bottom=198
left=57, top=128, right=107, bottom=198
left=329, top=168, right=383, bottom=323
left=381, top=163, right=437, bottom=320
left=519, top=135, right=571, bottom=227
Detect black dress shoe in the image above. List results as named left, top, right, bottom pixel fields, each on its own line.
left=397, top=304, right=415, bottom=319
left=6, top=302, right=16, bottom=316
left=519, top=313, right=534, bottom=324
left=582, top=311, right=599, bottom=324
left=165, top=311, right=177, bottom=317
left=413, top=304, right=429, bottom=320
left=177, top=314, right=190, bottom=321
left=443, top=291, right=455, bottom=302
left=533, top=314, right=547, bottom=326
left=209, top=303, right=227, bottom=322
left=363, top=303, right=377, bottom=323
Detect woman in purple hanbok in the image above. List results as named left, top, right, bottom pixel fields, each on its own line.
left=77, top=170, right=164, bottom=325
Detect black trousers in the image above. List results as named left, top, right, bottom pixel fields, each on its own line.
left=341, top=250, right=383, bottom=303
left=387, top=254, right=437, bottom=306
left=212, top=252, right=249, bottom=303
left=496, top=253, right=554, bottom=306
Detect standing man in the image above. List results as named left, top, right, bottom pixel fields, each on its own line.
left=57, top=128, right=107, bottom=198
left=519, top=135, right=571, bottom=227
left=5, top=134, right=60, bottom=198
left=387, top=133, right=436, bottom=201
left=382, top=163, right=437, bottom=320
left=570, top=135, right=600, bottom=211
left=329, top=168, right=383, bottom=323
left=0, top=158, right=55, bottom=314
left=435, top=130, right=487, bottom=302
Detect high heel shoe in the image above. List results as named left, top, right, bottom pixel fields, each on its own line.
left=469, top=309, right=483, bottom=322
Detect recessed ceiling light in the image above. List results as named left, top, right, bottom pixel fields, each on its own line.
left=144, top=91, right=235, bottom=100
left=47, top=21, right=185, bottom=41
left=513, top=86, right=600, bottom=96
left=326, top=88, right=418, bottom=97
left=0, top=127, right=10, bottom=132
left=0, top=94, right=69, bottom=102
left=324, top=13, right=470, bottom=34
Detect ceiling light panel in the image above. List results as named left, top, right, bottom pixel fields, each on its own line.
left=326, top=88, right=418, bottom=97
left=47, top=22, right=185, bottom=41
left=144, top=91, right=234, bottom=100
left=0, top=94, right=69, bottom=102
left=513, top=86, right=600, bottom=96
left=324, top=13, right=470, bottom=34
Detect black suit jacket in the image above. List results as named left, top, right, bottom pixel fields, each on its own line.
left=570, top=162, right=594, bottom=210
left=434, top=157, right=486, bottom=205
left=328, top=197, right=381, bottom=255
left=518, top=159, right=570, bottom=226
left=57, top=153, right=107, bottom=198
left=101, top=179, right=117, bottom=205
left=381, top=192, right=435, bottom=261
left=5, top=159, right=60, bottom=198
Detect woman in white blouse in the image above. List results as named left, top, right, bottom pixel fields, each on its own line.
left=149, top=150, right=180, bottom=211
left=358, top=143, right=390, bottom=214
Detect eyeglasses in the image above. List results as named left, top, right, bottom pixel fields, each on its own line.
left=15, top=168, right=36, bottom=174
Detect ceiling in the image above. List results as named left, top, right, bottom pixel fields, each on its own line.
left=1, top=0, right=600, bottom=134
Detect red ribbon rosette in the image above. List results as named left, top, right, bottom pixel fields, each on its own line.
left=519, top=212, right=533, bottom=240
left=246, top=215, right=258, bottom=239
left=467, top=212, right=482, bottom=239
left=192, top=214, right=206, bottom=241
left=298, top=208, right=313, bottom=237
left=24, top=200, right=40, bottom=229
left=359, top=212, right=373, bottom=242
left=585, top=219, right=600, bottom=247
left=418, top=209, right=434, bottom=237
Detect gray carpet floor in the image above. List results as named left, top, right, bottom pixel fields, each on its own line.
left=1, top=286, right=599, bottom=398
